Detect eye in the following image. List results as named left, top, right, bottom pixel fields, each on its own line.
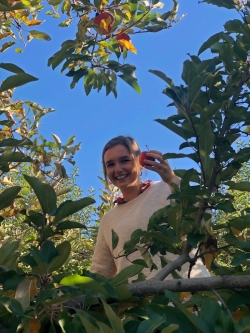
left=106, top=163, right=114, bottom=168
left=122, top=158, right=130, bottom=163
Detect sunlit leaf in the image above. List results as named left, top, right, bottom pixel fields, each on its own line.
left=0, top=73, right=38, bottom=92
left=29, top=30, right=51, bottom=41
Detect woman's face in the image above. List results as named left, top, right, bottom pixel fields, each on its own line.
left=104, top=144, right=140, bottom=190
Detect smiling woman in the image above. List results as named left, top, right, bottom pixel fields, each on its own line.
left=90, top=136, right=210, bottom=279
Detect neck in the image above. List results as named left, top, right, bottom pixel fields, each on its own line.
left=121, top=181, right=143, bottom=202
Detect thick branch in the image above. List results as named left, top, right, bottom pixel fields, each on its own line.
left=153, top=242, right=192, bottom=281
left=127, top=275, right=250, bottom=297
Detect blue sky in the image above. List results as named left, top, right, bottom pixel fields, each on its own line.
left=1, top=0, right=238, bottom=198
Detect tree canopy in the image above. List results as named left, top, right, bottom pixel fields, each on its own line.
left=1, top=0, right=250, bottom=332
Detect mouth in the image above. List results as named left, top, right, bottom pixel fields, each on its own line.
left=115, top=174, right=128, bottom=180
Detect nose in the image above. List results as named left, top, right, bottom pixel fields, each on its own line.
left=114, top=162, right=123, bottom=174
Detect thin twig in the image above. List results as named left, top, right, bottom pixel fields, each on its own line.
left=211, top=288, right=234, bottom=320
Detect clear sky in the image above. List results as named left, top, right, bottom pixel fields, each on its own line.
left=1, top=0, right=238, bottom=198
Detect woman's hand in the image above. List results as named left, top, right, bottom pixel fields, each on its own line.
left=143, top=150, right=180, bottom=188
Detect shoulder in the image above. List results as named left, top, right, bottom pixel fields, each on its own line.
left=99, top=205, right=119, bottom=226
left=149, top=180, right=172, bottom=194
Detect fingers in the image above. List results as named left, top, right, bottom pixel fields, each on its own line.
left=146, top=151, right=163, bottom=163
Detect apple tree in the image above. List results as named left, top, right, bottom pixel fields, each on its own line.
left=2, top=0, right=250, bottom=332
left=0, top=0, right=181, bottom=96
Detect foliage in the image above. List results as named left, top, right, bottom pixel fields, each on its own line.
left=0, top=0, right=182, bottom=96
left=2, top=0, right=250, bottom=333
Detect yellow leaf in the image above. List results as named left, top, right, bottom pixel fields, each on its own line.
left=30, top=279, right=37, bottom=299
left=0, top=32, right=12, bottom=40
left=86, top=241, right=94, bottom=250
left=203, top=253, right=214, bottom=270
left=100, top=15, right=113, bottom=33
left=124, top=10, right=131, bottom=20
left=23, top=319, right=41, bottom=333
left=101, top=0, right=108, bottom=5
left=118, top=39, right=137, bottom=54
left=179, top=291, right=191, bottom=302
left=232, top=308, right=244, bottom=322
left=25, top=20, right=44, bottom=26
left=96, top=45, right=105, bottom=55
left=231, top=227, right=244, bottom=240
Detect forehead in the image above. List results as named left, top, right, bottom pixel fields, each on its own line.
left=104, top=144, right=130, bottom=162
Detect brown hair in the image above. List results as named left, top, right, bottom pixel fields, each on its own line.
left=102, top=136, right=141, bottom=188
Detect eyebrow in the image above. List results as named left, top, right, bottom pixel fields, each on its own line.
left=105, top=155, right=130, bottom=165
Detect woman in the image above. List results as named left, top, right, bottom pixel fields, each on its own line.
left=90, top=136, right=209, bottom=279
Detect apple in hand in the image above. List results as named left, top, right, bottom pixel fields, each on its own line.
left=139, top=151, right=155, bottom=167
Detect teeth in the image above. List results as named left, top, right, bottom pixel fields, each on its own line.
left=116, top=175, right=127, bottom=179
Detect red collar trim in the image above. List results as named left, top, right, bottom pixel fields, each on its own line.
left=114, top=180, right=153, bottom=205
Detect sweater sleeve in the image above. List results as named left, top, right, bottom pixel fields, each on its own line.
left=90, top=219, right=117, bottom=278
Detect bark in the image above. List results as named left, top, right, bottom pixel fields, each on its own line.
left=127, top=274, right=250, bottom=297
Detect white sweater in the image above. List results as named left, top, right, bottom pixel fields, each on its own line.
left=90, top=181, right=210, bottom=279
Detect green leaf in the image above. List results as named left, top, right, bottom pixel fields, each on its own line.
left=15, top=279, right=31, bottom=311
left=0, top=41, right=15, bottom=52
left=201, top=0, right=235, bottom=10
left=165, top=291, right=210, bottom=333
left=111, top=264, right=144, bottom=286
left=0, top=73, right=38, bottom=92
left=161, top=325, right=179, bottom=333
left=167, top=204, right=183, bottom=235
left=59, top=307, right=72, bottom=333
left=198, top=32, right=222, bottom=55
left=52, top=133, right=61, bottom=149
left=200, top=298, right=221, bottom=333
left=199, top=120, right=215, bottom=177
left=118, top=74, right=141, bottom=94
left=54, top=197, right=95, bottom=223
left=0, top=63, right=25, bottom=74
left=60, top=274, right=94, bottom=286
left=225, top=181, right=250, bottom=192
left=76, top=312, right=99, bottom=333
left=216, top=201, right=236, bottom=213
left=0, top=241, right=20, bottom=265
left=137, top=314, right=166, bottom=333
left=227, top=291, right=250, bottom=311
left=0, top=186, right=21, bottom=210
left=24, top=175, right=57, bottom=215
left=201, top=103, right=221, bottom=121
left=219, top=44, right=234, bottom=72
left=36, top=289, right=57, bottom=305
left=224, top=19, right=243, bottom=33
left=0, top=297, right=23, bottom=316
left=112, top=229, right=119, bottom=250
left=0, top=138, right=32, bottom=147
left=156, top=118, right=194, bottom=140
left=47, top=241, right=71, bottom=273
left=149, top=69, right=174, bottom=86
left=163, top=152, right=188, bottom=159
left=102, top=299, right=125, bottom=333
left=187, top=232, right=206, bottom=247
left=231, top=253, right=250, bottom=266
left=49, top=0, right=63, bottom=4
left=55, top=221, right=87, bottom=231
left=29, top=30, right=51, bottom=41
left=30, top=241, right=59, bottom=265
left=61, top=274, right=114, bottom=296
left=0, top=152, right=32, bottom=163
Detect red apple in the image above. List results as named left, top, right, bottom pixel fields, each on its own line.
left=94, top=12, right=114, bottom=35
left=139, top=151, right=155, bottom=167
left=115, top=33, right=131, bottom=51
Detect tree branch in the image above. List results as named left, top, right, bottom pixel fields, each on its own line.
left=127, top=275, right=250, bottom=297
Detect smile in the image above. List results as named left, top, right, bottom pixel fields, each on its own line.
left=115, top=175, right=128, bottom=180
